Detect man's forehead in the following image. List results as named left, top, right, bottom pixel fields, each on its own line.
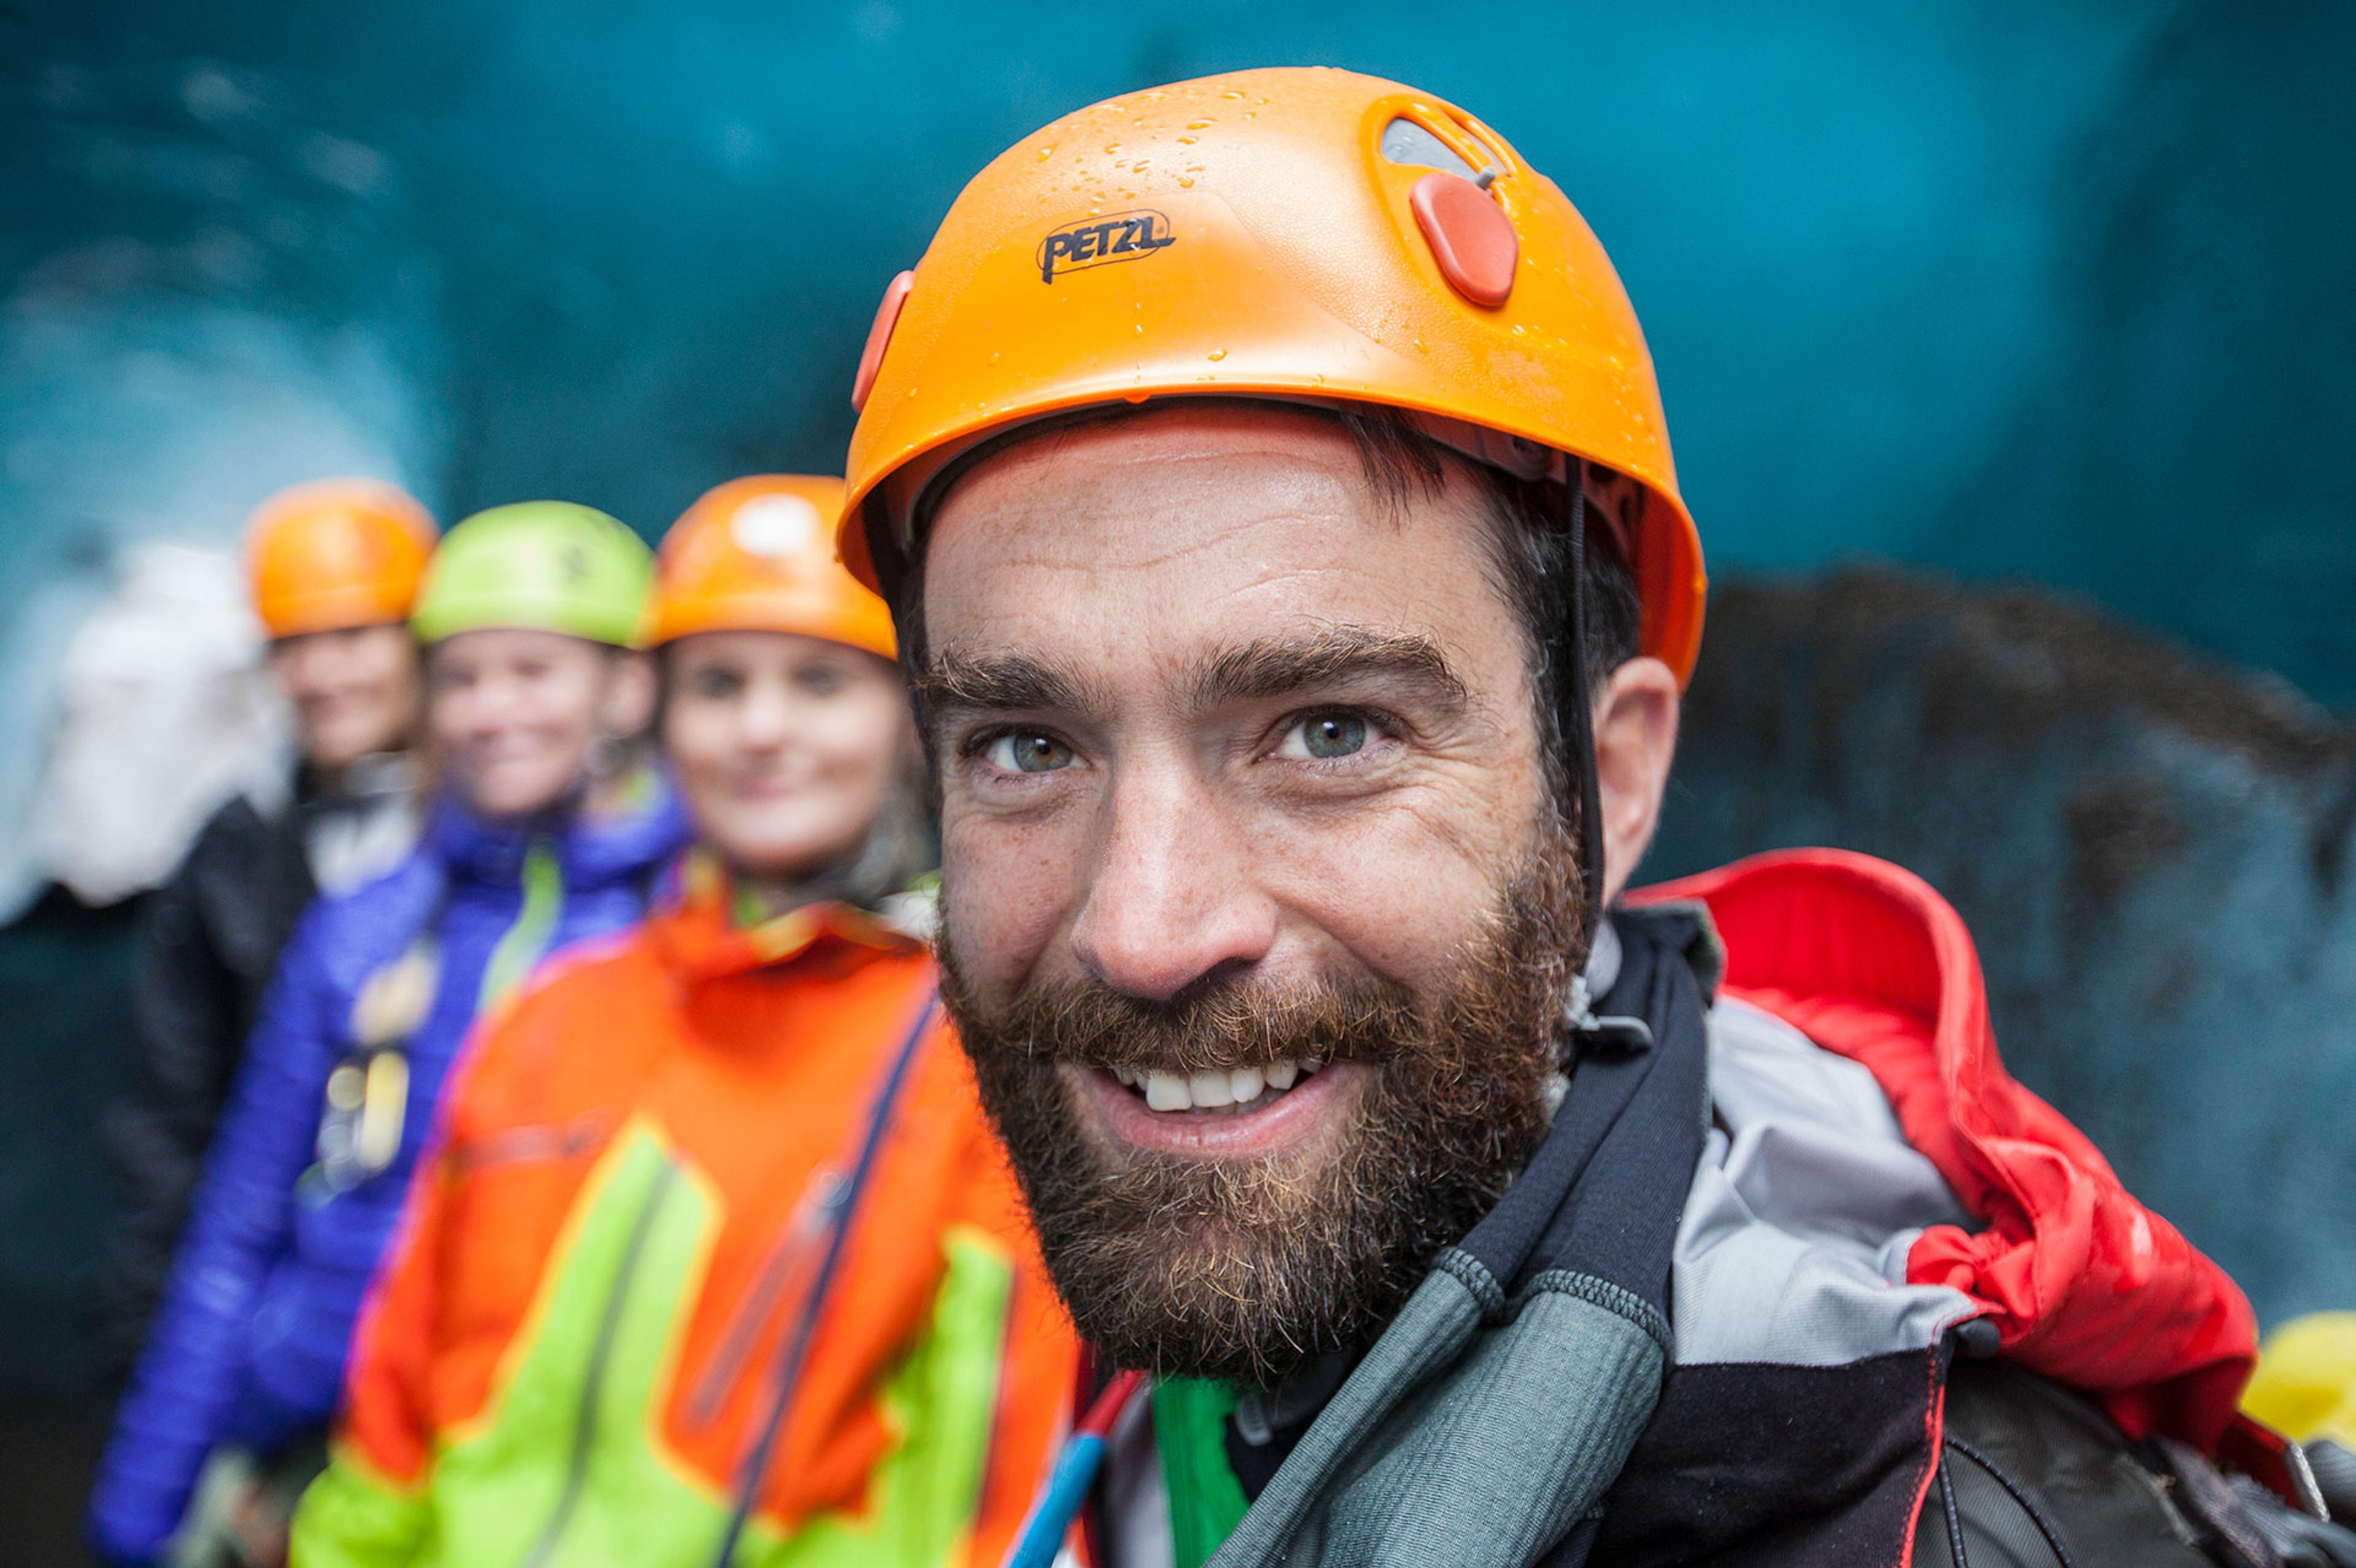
left=941, top=401, right=1374, bottom=497
left=922, top=402, right=1504, bottom=614
left=913, top=402, right=1531, bottom=728
left=928, top=405, right=1387, bottom=569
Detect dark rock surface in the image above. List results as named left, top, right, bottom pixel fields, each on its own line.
left=1647, top=567, right=2356, bottom=1325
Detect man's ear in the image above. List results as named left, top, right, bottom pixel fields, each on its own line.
left=599, top=650, right=659, bottom=739
left=1590, top=655, right=1680, bottom=905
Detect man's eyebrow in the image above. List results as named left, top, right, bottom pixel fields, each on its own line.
left=912, top=648, right=1109, bottom=719
left=1187, top=627, right=1468, bottom=714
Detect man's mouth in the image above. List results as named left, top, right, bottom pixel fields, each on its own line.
left=1074, top=1057, right=1356, bottom=1158
left=1106, top=1058, right=1326, bottom=1113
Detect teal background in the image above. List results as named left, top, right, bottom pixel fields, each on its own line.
left=9, top=1, right=2354, bottom=701
left=3, top=6, right=2354, bottom=1556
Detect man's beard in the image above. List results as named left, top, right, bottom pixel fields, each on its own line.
left=938, top=820, right=1584, bottom=1386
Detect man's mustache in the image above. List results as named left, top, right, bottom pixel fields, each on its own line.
left=945, top=967, right=1423, bottom=1078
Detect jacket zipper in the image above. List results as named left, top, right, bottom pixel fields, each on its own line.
left=518, top=1157, right=681, bottom=1568
left=685, top=1169, right=842, bottom=1429
left=480, top=839, right=565, bottom=1010
left=447, top=1112, right=614, bottom=1177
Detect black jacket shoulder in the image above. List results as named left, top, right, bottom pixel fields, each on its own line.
left=98, top=790, right=315, bottom=1380
left=171, top=792, right=316, bottom=993
left=1917, top=1358, right=2348, bottom=1568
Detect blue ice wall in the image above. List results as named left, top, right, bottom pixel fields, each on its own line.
left=8, top=0, right=2354, bottom=699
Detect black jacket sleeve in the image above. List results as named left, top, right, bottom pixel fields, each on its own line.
left=1915, top=1359, right=2356, bottom=1568
left=96, top=797, right=314, bottom=1384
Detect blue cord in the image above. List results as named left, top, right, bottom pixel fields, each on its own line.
left=999, top=1369, right=1145, bottom=1568
left=709, top=991, right=939, bottom=1566
left=1004, top=1432, right=1110, bottom=1568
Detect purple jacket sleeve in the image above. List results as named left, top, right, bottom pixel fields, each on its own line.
left=86, top=904, right=342, bottom=1566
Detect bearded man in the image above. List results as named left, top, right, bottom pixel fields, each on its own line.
left=834, top=67, right=2351, bottom=1568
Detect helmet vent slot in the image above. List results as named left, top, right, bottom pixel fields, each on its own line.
left=1379, top=117, right=1484, bottom=180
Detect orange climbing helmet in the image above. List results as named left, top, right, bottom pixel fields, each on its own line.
left=839, top=65, right=1707, bottom=685
left=647, top=475, right=895, bottom=658
left=245, top=478, right=437, bottom=639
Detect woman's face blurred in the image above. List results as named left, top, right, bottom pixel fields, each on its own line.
left=663, top=631, right=909, bottom=883
left=427, top=628, right=622, bottom=820
left=268, top=623, right=423, bottom=775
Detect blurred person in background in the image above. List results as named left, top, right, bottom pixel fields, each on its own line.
left=292, top=475, right=1074, bottom=1568
left=99, top=479, right=436, bottom=1389
left=89, top=501, right=690, bottom=1568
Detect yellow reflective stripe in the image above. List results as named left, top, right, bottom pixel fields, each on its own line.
left=479, top=840, right=564, bottom=1010
left=297, top=1126, right=1021, bottom=1568
left=290, top=1439, right=430, bottom=1568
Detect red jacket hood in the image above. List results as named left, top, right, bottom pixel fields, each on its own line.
left=1632, top=848, right=2258, bottom=1452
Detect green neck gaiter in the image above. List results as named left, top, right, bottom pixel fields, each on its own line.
left=1152, top=1378, right=1252, bottom=1568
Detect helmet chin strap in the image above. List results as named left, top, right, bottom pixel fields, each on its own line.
left=1563, top=459, right=1606, bottom=948
left=1560, top=462, right=1652, bottom=1053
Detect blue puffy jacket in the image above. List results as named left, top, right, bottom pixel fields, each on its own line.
left=89, top=776, right=690, bottom=1564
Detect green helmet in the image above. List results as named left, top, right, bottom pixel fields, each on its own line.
left=411, top=501, right=653, bottom=647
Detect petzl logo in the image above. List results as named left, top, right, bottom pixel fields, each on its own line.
left=1037, top=210, right=1176, bottom=283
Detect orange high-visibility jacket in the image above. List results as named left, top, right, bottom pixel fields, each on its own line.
left=294, top=866, right=1075, bottom=1567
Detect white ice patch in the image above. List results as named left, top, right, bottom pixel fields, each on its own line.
left=28, top=545, right=287, bottom=906
left=0, top=297, right=442, bottom=916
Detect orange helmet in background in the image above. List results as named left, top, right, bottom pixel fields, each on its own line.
left=839, top=65, right=1706, bottom=686
left=247, top=479, right=437, bottom=639
left=647, top=475, right=895, bottom=658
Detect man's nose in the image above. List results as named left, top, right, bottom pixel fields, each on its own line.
left=1068, top=766, right=1276, bottom=1002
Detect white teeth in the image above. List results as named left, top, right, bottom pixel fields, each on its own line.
left=1301, top=1057, right=1324, bottom=1075
left=1124, top=1058, right=1320, bottom=1112
left=1188, top=1069, right=1236, bottom=1108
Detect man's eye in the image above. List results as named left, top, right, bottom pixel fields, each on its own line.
left=984, top=732, right=1076, bottom=774
left=1277, top=712, right=1371, bottom=760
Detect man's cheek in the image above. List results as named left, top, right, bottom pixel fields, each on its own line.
left=1050, top=1061, right=1124, bottom=1160
left=942, top=815, right=1076, bottom=994
left=1253, top=814, right=1501, bottom=991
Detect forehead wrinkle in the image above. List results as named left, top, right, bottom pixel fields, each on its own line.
left=952, top=493, right=1361, bottom=586
left=1185, top=626, right=1470, bottom=717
